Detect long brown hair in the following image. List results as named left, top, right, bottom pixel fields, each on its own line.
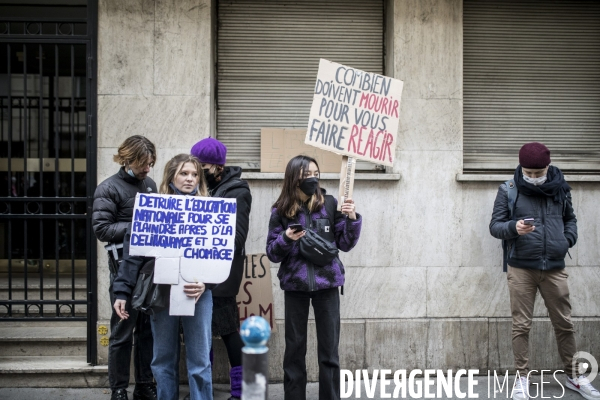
left=113, top=135, right=156, bottom=168
left=272, top=155, right=324, bottom=218
left=159, top=154, right=208, bottom=196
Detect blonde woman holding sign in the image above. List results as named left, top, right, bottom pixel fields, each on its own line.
left=113, top=154, right=213, bottom=400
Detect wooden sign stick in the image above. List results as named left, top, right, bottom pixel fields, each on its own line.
left=338, top=156, right=356, bottom=212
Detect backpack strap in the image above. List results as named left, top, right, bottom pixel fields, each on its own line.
left=563, top=191, right=571, bottom=216
left=502, top=179, right=518, bottom=272
left=506, top=179, right=517, bottom=219
left=323, top=195, right=337, bottom=229
left=324, top=195, right=345, bottom=295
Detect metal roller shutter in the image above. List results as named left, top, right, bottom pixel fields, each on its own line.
left=463, top=0, right=600, bottom=173
left=217, top=0, right=384, bottom=169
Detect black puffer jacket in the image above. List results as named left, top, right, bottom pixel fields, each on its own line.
left=209, top=166, right=252, bottom=298
left=489, top=182, right=577, bottom=271
left=92, top=167, right=158, bottom=243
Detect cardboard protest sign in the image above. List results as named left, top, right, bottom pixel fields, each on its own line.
left=306, top=59, right=404, bottom=167
left=260, top=128, right=342, bottom=173
left=129, top=193, right=237, bottom=315
left=236, top=254, right=276, bottom=332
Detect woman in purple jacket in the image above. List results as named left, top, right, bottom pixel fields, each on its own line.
left=266, top=155, right=362, bottom=400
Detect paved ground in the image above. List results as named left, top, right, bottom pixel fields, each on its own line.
left=0, top=374, right=593, bottom=399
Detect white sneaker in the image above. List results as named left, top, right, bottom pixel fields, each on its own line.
left=512, top=376, right=530, bottom=400
left=566, top=375, right=600, bottom=400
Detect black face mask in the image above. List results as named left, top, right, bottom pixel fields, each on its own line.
left=203, top=169, right=218, bottom=187
left=299, top=177, right=319, bottom=196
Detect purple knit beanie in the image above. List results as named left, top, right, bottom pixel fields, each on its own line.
left=190, top=138, right=227, bottom=165
left=519, top=142, right=551, bottom=169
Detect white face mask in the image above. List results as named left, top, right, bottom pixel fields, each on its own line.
left=523, top=174, right=547, bottom=186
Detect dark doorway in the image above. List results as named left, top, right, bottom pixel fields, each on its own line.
left=0, top=0, right=98, bottom=364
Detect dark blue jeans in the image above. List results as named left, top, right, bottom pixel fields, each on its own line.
left=283, top=288, right=340, bottom=400
left=108, top=273, right=154, bottom=390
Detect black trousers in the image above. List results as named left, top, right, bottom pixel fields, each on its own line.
left=108, top=273, right=154, bottom=390
left=283, top=288, right=340, bottom=400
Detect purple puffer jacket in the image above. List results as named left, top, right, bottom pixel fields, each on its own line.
left=266, top=196, right=362, bottom=292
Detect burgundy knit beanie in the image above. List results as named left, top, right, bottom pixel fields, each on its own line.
left=190, top=138, right=227, bottom=165
left=519, top=142, right=551, bottom=169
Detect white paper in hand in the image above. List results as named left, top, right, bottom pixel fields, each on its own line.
left=153, top=258, right=180, bottom=285
left=169, top=278, right=195, bottom=316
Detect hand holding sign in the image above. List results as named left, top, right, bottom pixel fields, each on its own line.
left=183, top=282, right=206, bottom=303
left=340, top=198, right=357, bottom=220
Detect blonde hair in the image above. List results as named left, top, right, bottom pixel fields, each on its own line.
left=159, top=154, right=208, bottom=196
left=113, top=135, right=157, bottom=169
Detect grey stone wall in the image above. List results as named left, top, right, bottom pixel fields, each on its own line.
left=96, top=0, right=214, bottom=365
left=96, top=0, right=600, bottom=381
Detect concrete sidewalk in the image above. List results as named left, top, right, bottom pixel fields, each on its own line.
left=0, top=374, right=592, bottom=399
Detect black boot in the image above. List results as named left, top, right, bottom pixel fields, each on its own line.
left=111, top=389, right=128, bottom=400
left=133, top=383, right=157, bottom=400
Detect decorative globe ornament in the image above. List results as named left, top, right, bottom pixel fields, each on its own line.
left=240, top=316, right=271, bottom=354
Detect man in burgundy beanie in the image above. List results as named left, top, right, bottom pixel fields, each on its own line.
left=490, top=143, right=599, bottom=400
left=188, top=137, right=252, bottom=400
left=519, top=142, right=551, bottom=169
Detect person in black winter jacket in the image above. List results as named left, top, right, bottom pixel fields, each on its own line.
left=489, top=142, right=599, bottom=400
left=190, top=137, right=252, bottom=400
left=92, top=135, right=158, bottom=400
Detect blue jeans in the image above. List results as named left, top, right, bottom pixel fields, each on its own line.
left=150, top=289, right=213, bottom=400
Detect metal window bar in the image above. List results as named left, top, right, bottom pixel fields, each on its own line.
left=0, top=19, right=87, bottom=37
left=22, top=44, right=29, bottom=316
left=38, top=44, right=43, bottom=195
left=54, top=43, right=60, bottom=316
left=38, top=44, right=44, bottom=316
left=70, top=46, right=75, bottom=198
left=7, top=43, right=13, bottom=318
left=70, top=45, right=76, bottom=316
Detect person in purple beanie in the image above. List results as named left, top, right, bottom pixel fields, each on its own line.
left=266, top=155, right=362, bottom=400
left=189, top=137, right=252, bottom=400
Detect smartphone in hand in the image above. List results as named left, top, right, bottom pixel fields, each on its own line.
left=523, top=218, right=534, bottom=225
left=288, top=223, right=303, bottom=233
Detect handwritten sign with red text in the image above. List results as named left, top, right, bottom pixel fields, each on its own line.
left=306, top=59, right=404, bottom=167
